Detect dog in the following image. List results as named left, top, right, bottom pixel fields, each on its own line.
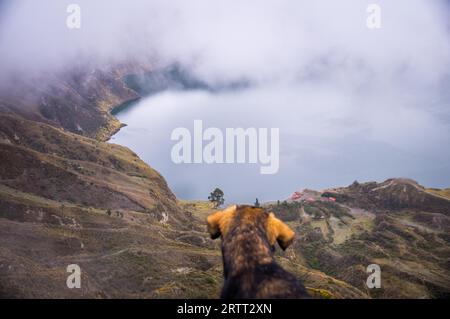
left=207, top=205, right=309, bottom=299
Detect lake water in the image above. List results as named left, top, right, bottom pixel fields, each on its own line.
left=111, top=85, right=450, bottom=204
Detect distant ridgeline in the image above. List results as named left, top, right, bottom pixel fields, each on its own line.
left=123, top=63, right=250, bottom=97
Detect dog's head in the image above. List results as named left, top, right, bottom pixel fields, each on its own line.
left=206, top=205, right=295, bottom=250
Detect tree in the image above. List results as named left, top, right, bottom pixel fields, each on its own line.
left=254, top=198, right=260, bottom=207
left=208, top=188, right=225, bottom=208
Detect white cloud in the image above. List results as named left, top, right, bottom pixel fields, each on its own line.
left=0, top=0, right=449, bottom=196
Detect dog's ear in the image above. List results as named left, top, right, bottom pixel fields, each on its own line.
left=206, top=205, right=236, bottom=239
left=267, top=212, right=295, bottom=250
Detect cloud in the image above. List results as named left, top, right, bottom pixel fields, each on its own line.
left=1, top=0, right=449, bottom=196
left=1, top=0, right=449, bottom=82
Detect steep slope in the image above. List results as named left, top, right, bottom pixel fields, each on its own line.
left=0, top=65, right=222, bottom=298
left=0, top=64, right=148, bottom=141
left=266, top=179, right=450, bottom=298
left=0, top=114, right=180, bottom=217
left=0, top=113, right=220, bottom=298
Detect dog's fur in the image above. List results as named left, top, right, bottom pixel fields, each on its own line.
left=207, top=205, right=309, bottom=299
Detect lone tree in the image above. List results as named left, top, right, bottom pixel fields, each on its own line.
left=208, top=188, right=225, bottom=208
left=254, top=198, right=260, bottom=207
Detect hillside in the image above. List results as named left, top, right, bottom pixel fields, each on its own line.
left=322, top=179, right=450, bottom=215
left=0, top=112, right=214, bottom=297
left=0, top=63, right=151, bottom=141
left=265, top=180, right=450, bottom=298
left=0, top=66, right=449, bottom=298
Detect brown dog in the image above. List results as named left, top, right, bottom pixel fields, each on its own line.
left=207, top=205, right=309, bottom=299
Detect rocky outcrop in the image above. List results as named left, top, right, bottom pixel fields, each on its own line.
left=323, top=178, right=450, bottom=215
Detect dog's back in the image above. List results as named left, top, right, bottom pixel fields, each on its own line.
left=207, top=205, right=309, bottom=299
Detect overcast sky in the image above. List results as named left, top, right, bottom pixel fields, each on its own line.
left=1, top=0, right=449, bottom=197
left=1, top=0, right=449, bottom=81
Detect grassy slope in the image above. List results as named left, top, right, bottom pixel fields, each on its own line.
left=427, top=188, right=450, bottom=200
left=0, top=114, right=221, bottom=298
left=0, top=195, right=222, bottom=298
left=264, top=194, right=450, bottom=298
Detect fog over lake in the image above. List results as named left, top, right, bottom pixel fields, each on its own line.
left=1, top=1, right=449, bottom=204
left=111, top=82, right=450, bottom=204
